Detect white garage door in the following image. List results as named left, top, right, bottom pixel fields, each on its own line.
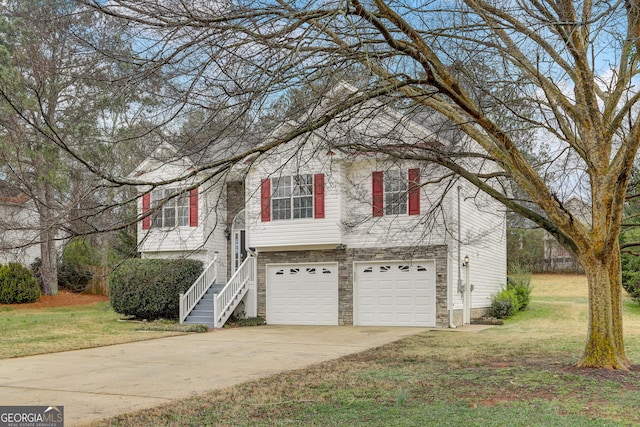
left=354, top=260, right=436, bottom=327
left=267, top=263, right=339, bottom=325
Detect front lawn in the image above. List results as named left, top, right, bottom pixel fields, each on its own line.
left=0, top=301, right=188, bottom=358
left=89, top=274, right=640, bottom=426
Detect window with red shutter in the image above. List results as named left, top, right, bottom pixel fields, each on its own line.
left=373, top=169, right=419, bottom=216
left=262, top=174, right=325, bottom=221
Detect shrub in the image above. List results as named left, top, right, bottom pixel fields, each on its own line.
left=506, top=263, right=532, bottom=311
left=488, top=287, right=520, bottom=319
left=109, top=258, right=203, bottom=320
left=0, top=263, right=40, bottom=304
left=58, top=262, right=94, bottom=293
left=30, top=257, right=43, bottom=291
left=622, top=253, right=640, bottom=303
left=58, top=238, right=98, bottom=293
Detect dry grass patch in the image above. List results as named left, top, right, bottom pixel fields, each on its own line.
left=531, top=274, right=588, bottom=299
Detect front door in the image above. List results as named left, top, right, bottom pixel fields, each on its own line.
left=232, top=210, right=246, bottom=272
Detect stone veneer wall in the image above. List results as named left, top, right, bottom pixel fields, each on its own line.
left=256, top=249, right=349, bottom=323
left=225, top=180, right=245, bottom=280
left=256, top=245, right=449, bottom=327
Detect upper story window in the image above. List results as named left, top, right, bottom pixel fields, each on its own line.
left=152, top=189, right=189, bottom=228
left=372, top=169, right=420, bottom=217
left=383, top=170, right=407, bottom=215
left=272, top=175, right=313, bottom=220
left=261, top=174, right=325, bottom=222
left=141, top=188, right=198, bottom=230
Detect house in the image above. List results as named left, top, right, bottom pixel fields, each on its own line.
left=541, top=198, right=588, bottom=273
left=0, top=181, right=41, bottom=267
left=131, top=85, right=507, bottom=328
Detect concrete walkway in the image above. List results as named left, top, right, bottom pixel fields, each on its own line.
left=0, top=325, right=487, bottom=426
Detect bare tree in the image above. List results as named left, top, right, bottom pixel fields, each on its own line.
left=0, top=0, right=142, bottom=294
left=72, top=1, right=640, bottom=369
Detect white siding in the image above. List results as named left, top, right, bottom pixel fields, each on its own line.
left=343, top=159, right=449, bottom=249
left=201, top=180, right=228, bottom=281
left=246, top=140, right=343, bottom=249
left=0, top=201, right=41, bottom=267
left=447, top=183, right=506, bottom=310
left=135, top=157, right=225, bottom=269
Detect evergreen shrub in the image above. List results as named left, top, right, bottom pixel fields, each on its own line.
left=506, top=263, right=532, bottom=311
left=488, top=287, right=520, bottom=319
left=0, top=262, right=40, bottom=304
left=109, top=258, right=203, bottom=320
left=58, top=238, right=98, bottom=293
left=622, top=253, right=640, bottom=303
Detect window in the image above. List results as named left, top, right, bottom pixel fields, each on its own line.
left=383, top=170, right=407, bottom=215
left=142, top=188, right=198, bottom=230
left=151, top=189, right=189, bottom=228
left=271, top=175, right=313, bottom=220
left=261, top=174, right=325, bottom=222
left=372, top=169, right=420, bottom=217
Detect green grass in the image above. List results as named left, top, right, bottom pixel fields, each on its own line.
left=0, top=302, right=194, bottom=358
left=89, top=274, right=640, bottom=427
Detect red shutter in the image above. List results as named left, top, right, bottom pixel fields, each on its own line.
left=261, top=178, right=271, bottom=222
left=314, top=173, right=325, bottom=219
left=408, top=168, right=420, bottom=215
left=189, top=188, right=199, bottom=227
left=372, top=171, right=384, bottom=217
left=142, top=193, right=151, bottom=230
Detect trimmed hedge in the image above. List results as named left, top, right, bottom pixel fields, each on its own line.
left=0, top=262, right=40, bottom=304
left=109, top=258, right=203, bottom=320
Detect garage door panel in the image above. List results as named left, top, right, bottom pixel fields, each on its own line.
left=355, top=260, right=436, bottom=327
left=267, top=263, right=338, bottom=326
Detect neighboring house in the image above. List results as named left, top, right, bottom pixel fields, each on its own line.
left=131, top=84, right=507, bottom=328
left=0, top=181, right=41, bottom=267
left=542, top=198, right=588, bottom=273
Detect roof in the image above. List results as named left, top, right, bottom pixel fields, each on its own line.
left=130, top=81, right=461, bottom=181
left=256, top=82, right=456, bottom=162
left=0, top=181, right=28, bottom=204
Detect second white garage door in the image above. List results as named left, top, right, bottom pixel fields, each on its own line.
left=266, top=263, right=339, bottom=325
left=354, top=260, right=436, bottom=327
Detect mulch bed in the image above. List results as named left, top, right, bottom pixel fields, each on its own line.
left=0, top=291, right=109, bottom=309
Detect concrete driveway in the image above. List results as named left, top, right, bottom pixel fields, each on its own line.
left=0, top=325, right=439, bottom=426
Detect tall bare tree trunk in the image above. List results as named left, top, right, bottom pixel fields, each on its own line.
left=37, top=183, right=58, bottom=296
left=39, top=226, right=58, bottom=295
left=578, top=248, right=629, bottom=369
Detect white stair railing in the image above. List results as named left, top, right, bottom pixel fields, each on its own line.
left=179, top=255, right=218, bottom=324
left=214, top=256, right=255, bottom=328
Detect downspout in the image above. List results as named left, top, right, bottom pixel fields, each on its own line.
left=450, top=186, right=462, bottom=328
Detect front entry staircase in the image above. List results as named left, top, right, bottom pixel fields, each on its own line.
left=180, top=255, right=255, bottom=329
